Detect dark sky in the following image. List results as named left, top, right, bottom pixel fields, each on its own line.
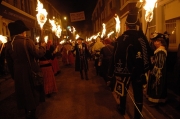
left=48, top=0, right=97, bottom=34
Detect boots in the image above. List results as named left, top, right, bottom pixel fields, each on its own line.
left=133, top=103, right=143, bottom=119
left=117, top=96, right=126, bottom=115
left=25, top=109, right=37, bottom=119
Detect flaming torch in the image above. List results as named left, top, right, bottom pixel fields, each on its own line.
left=56, top=25, right=62, bottom=38
left=49, top=18, right=62, bottom=38
left=36, top=0, right=48, bottom=42
left=44, top=36, right=48, bottom=43
left=36, top=36, right=39, bottom=43
left=49, top=19, right=56, bottom=32
left=101, top=23, right=106, bottom=38
left=0, top=35, right=7, bottom=54
left=140, top=0, right=158, bottom=34
left=114, top=14, right=120, bottom=38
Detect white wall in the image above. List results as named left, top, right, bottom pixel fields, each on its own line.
left=164, top=0, right=180, bottom=20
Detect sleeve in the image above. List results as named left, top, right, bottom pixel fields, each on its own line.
left=151, top=51, right=166, bottom=78
left=26, top=39, right=46, bottom=58
left=5, top=43, right=14, bottom=79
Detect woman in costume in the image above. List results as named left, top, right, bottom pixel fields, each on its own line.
left=39, top=40, right=58, bottom=97
left=147, top=33, right=168, bottom=105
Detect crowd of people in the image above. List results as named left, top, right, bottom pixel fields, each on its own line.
left=0, top=8, right=180, bottom=119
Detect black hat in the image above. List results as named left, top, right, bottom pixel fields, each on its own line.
left=125, top=8, right=140, bottom=26
left=8, top=20, right=29, bottom=36
left=77, top=37, right=84, bottom=40
left=150, top=33, right=165, bottom=41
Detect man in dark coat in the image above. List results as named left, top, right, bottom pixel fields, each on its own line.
left=5, top=20, right=46, bottom=119
left=99, top=38, right=114, bottom=82
left=73, top=37, right=90, bottom=80
left=108, top=8, right=152, bottom=119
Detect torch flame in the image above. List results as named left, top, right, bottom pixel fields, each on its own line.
left=36, top=36, right=39, bottom=43
left=107, top=31, right=114, bottom=38
left=36, top=0, right=48, bottom=29
left=141, top=0, right=157, bottom=22
left=49, top=19, right=57, bottom=32
left=75, top=34, right=80, bottom=39
left=44, top=36, right=48, bottom=43
left=114, top=14, right=120, bottom=36
left=101, top=23, right=106, bottom=38
left=56, top=25, right=62, bottom=38
left=0, top=35, right=7, bottom=43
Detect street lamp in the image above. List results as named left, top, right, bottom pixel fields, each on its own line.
left=63, top=16, right=68, bottom=40
left=64, top=17, right=67, bottom=20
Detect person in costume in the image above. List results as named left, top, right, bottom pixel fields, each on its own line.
left=6, top=20, right=46, bottom=119
left=39, top=39, right=58, bottom=97
left=147, top=33, right=168, bottom=106
left=91, top=36, right=104, bottom=75
left=72, top=37, right=91, bottom=80
left=99, top=38, right=114, bottom=83
left=47, top=40, right=60, bottom=75
left=108, top=8, right=152, bottom=119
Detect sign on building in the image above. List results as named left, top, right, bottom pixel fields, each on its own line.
left=70, top=11, right=85, bottom=22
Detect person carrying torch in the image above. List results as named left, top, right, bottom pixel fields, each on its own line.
left=5, top=20, right=46, bottom=119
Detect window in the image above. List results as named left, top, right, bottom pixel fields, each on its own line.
left=166, top=19, right=176, bottom=44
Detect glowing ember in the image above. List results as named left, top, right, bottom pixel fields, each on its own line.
left=101, top=23, right=106, bottom=38
left=36, top=0, right=48, bottom=29
left=114, top=14, right=120, bottom=35
left=141, top=0, right=157, bottom=22
left=0, top=35, right=7, bottom=43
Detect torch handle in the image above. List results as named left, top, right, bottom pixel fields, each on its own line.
left=145, top=22, right=149, bottom=35
left=0, top=43, right=4, bottom=55
left=39, top=29, right=44, bottom=46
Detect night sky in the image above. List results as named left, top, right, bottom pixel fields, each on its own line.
left=48, top=0, right=97, bottom=35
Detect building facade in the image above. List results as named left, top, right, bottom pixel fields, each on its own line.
left=92, top=0, right=120, bottom=39
left=0, top=0, right=62, bottom=45
left=92, top=0, right=180, bottom=52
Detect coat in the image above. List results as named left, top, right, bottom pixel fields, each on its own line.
left=73, top=43, right=90, bottom=71
left=5, top=35, right=45, bottom=110
left=109, top=30, right=152, bottom=81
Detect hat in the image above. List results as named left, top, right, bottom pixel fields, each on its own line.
left=125, top=8, right=140, bottom=26
left=150, top=33, right=165, bottom=41
left=77, top=37, right=84, bottom=40
left=8, top=20, right=29, bottom=36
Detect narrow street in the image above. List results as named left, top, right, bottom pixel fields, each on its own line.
left=0, top=59, right=180, bottom=119
left=0, top=60, right=124, bottom=119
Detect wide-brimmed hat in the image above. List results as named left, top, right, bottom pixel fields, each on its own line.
left=8, top=20, right=29, bottom=36
left=125, top=7, right=140, bottom=26
left=150, top=33, right=165, bottom=41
